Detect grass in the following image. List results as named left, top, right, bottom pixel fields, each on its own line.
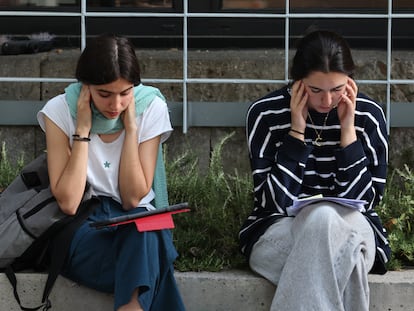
left=0, top=142, right=25, bottom=191
left=166, top=133, right=414, bottom=272
left=165, top=132, right=252, bottom=271
left=377, top=165, right=414, bottom=270
left=0, top=137, right=413, bottom=272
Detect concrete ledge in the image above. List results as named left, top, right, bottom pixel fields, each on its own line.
left=1, top=270, right=414, bottom=310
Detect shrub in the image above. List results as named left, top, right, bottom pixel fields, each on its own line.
left=0, top=142, right=25, bottom=191
left=377, top=165, right=414, bottom=270
left=0, top=139, right=413, bottom=272
left=166, top=132, right=253, bottom=271
left=167, top=135, right=414, bottom=272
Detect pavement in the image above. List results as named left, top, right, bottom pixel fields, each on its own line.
left=1, top=269, right=414, bottom=310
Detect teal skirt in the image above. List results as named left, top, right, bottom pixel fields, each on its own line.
left=62, top=196, right=185, bottom=311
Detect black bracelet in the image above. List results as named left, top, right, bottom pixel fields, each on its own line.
left=290, top=128, right=305, bottom=136
left=72, top=134, right=91, bottom=142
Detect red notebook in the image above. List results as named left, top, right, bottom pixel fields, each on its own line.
left=89, top=202, right=190, bottom=232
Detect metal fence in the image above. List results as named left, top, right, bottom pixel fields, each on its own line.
left=0, top=0, right=413, bottom=132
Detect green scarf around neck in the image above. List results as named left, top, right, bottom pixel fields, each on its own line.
left=65, top=82, right=165, bottom=134
left=64, top=82, right=169, bottom=208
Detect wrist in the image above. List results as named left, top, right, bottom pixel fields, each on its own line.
left=72, top=134, right=91, bottom=142
left=290, top=128, right=305, bottom=136
left=75, top=127, right=90, bottom=137
left=289, top=129, right=305, bottom=142
left=124, top=126, right=138, bottom=135
left=340, top=126, right=357, bottom=147
left=290, top=120, right=306, bottom=134
left=123, top=120, right=138, bottom=132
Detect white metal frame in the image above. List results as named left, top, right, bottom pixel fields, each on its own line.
left=0, top=0, right=413, bottom=132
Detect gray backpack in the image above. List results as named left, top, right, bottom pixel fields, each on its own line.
left=0, top=152, right=98, bottom=310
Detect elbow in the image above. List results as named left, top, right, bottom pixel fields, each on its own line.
left=57, top=198, right=81, bottom=216
left=122, top=187, right=152, bottom=210
left=122, top=195, right=143, bottom=210
left=52, top=188, right=82, bottom=216
left=53, top=189, right=82, bottom=216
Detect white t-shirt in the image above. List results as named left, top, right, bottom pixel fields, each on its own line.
left=37, top=93, right=173, bottom=207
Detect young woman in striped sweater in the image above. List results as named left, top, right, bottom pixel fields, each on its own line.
left=239, top=30, right=391, bottom=311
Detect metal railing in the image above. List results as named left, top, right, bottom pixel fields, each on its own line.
left=0, top=0, right=413, bottom=132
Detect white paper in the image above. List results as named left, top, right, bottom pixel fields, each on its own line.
left=286, top=195, right=367, bottom=216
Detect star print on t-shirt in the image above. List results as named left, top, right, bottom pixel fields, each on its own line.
left=104, top=161, right=111, bottom=168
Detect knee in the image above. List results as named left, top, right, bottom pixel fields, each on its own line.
left=300, top=203, right=341, bottom=227
left=293, top=203, right=350, bottom=240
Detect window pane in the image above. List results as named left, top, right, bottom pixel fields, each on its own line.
left=0, top=15, right=81, bottom=47
left=394, top=0, right=413, bottom=10
left=290, top=0, right=387, bottom=10
left=222, top=0, right=283, bottom=9
left=0, top=0, right=172, bottom=8
left=222, top=0, right=408, bottom=10
left=0, top=1, right=77, bottom=7
left=87, top=0, right=172, bottom=8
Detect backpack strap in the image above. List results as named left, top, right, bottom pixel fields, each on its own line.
left=4, top=265, right=49, bottom=311
left=41, top=197, right=100, bottom=304
left=6, top=197, right=100, bottom=311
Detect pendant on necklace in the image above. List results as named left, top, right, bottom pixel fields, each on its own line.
left=314, top=136, right=322, bottom=146
left=308, top=111, right=329, bottom=147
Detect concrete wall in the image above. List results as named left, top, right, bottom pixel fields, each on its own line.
left=2, top=270, right=414, bottom=311
left=0, top=48, right=413, bottom=173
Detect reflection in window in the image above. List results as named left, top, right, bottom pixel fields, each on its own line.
left=87, top=0, right=172, bottom=8
left=0, top=0, right=172, bottom=8
left=0, top=0, right=77, bottom=6
left=222, top=0, right=410, bottom=10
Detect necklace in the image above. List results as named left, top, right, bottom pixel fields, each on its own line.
left=308, top=111, right=329, bottom=146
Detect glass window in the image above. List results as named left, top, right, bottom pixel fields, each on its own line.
left=87, top=0, right=172, bottom=9
left=222, top=0, right=409, bottom=11
left=394, top=0, right=412, bottom=10
left=0, top=1, right=77, bottom=7
left=0, top=0, right=172, bottom=8
left=0, top=0, right=412, bottom=49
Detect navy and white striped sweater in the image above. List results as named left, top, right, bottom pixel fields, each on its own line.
left=239, top=86, right=391, bottom=274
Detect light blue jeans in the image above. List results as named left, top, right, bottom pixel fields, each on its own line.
left=249, top=202, right=375, bottom=311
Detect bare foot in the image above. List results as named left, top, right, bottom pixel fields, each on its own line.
left=117, top=289, right=143, bottom=311
left=117, top=304, right=143, bottom=311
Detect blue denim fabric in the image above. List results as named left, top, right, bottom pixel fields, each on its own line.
left=62, top=196, right=185, bottom=311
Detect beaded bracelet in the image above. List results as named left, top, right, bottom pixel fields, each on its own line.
left=290, top=128, right=305, bottom=136
left=72, top=134, right=91, bottom=142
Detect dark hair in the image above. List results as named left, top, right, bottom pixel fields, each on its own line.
left=75, top=34, right=141, bottom=85
left=290, top=30, right=355, bottom=81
